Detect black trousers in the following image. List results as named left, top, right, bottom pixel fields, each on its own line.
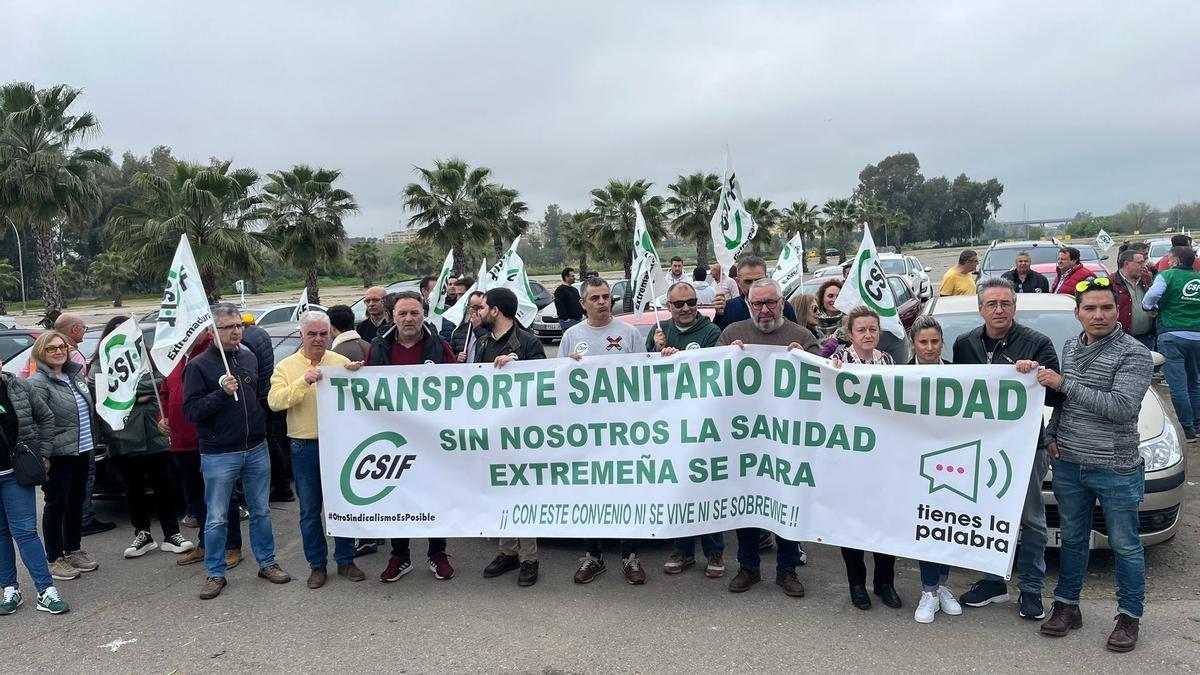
left=263, top=403, right=292, bottom=491
left=113, top=452, right=180, bottom=539
left=585, top=539, right=637, bottom=558
left=389, top=538, right=446, bottom=560
left=42, top=453, right=89, bottom=559
left=841, top=547, right=896, bottom=588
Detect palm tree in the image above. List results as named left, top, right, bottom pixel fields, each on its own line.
left=820, top=198, right=859, bottom=264
left=0, top=83, right=111, bottom=312
left=347, top=240, right=383, bottom=287
left=665, top=172, right=720, bottom=267
left=403, top=158, right=493, bottom=275
left=589, top=178, right=666, bottom=276
left=0, top=259, right=19, bottom=300
left=108, top=160, right=263, bottom=300
left=887, top=209, right=912, bottom=254
left=89, top=250, right=135, bottom=307
left=781, top=200, right=821, bottom=272
left=560, top=210, right=596, bottom=275
left=476, top=183, right=529, bottom=259
left=57, top=265, right=84, bottom=306
left=858, top=197, right=889, bottom=247
left=253, top=165, right=357, bottom=306
left=744, top=197, right=779, bottom=257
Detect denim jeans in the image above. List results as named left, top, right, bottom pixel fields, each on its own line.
left=918, top=561, right=950, bottom=590
left=735, top=528, right=802, bottom=573
left=1052, top=459, right=1146, bottom=619
left=0, top=473, right=54, bottom=593
left=1158, top=332, right=1200, bottom=434
left=173, top=452, right=242, bottom=552
left=81, top=447, right=96, bottom=526
left=290, top=439, right=355, bottom=569
left=200, top=443, right=275, bottom=577
left=982, top=445, right=1049, bottom=593
left=671, top=533, right=725, bottom=559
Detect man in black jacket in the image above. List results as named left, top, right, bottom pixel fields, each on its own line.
left=952, top=277, right=1063, bottom=622
left=451, top=291, right=487, bottom=363
left=184, top=304, right=291, bottom=599
left=553, top=268, right=583, bottom=333
left=713, top=256, right=798, bottom=328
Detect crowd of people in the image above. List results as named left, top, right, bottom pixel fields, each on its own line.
left=0, top=242, right=1179, bottom=654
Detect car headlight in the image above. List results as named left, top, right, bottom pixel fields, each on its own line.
left=1140, top=422, right=1183, bottom=471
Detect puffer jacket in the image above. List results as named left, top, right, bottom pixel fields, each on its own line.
left=1, top=372, right=55, bottom=457
left=28, top=359, right=96, bottom=457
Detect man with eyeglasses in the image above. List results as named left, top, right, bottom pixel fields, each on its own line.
left=561, top=277, right=647, bottom=585
left=1143, top=245, right=1200, bottom=442
left=648, top=282, right=724, bottom=577
left=269, top=310, right=367, bottom=589
left=184, top=304, right=291, bottom=599
left=712, top=255, right=798, bottom=328
left=951, top=277, right=1062, bottom=621
left=452, top=291, right=488, bottom=363
left=717, top=278, right=819, bottom=598
left=355, top=286, right=390, bottom=343
left=1111, top=250, right=1154, bottom=351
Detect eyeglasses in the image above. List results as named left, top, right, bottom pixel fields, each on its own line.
left=669, top=298, right=698, bottom=309
left=44, top=344, right=73, bottom=354
left=215, top=324, right=243, bottom=331
left=982, top=300, right=1015, bottom=311
left=304, top=331, right=329, bottom=338
left=749, top=299, right=780, bottom=310
left=1075, top=277, right=1111, bottom=293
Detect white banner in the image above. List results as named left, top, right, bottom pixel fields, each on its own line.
left=483, top=237, right=539, bottom=327
left=316, top=346, right=1044, bottom=576
left=150, top=235, right=214, bottom=376
left=425, top=249, right=455, bottom=326
left=835, top=224, right=905, bottom=338
left=630, top=202, right=660, bottom=322
left=771, top=233, right=805, bottom=293
left=95, top=319, right=150, bottom=431
left=708, top=151, right=758, bottom=272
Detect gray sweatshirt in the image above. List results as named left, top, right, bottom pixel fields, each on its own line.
left=1046, top=327, right=1152, bottom=471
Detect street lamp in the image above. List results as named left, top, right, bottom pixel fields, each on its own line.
left=955, top=207, right=975, bottom=244
left=4, top=218, right=27, bottom=314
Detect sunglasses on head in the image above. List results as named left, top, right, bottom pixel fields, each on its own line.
left=1075, top=276, right=1111, bottom=293
left=669, top=298, right=698, bottom=309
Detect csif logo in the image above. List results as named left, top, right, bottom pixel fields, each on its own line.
left=340, top=431, right=418, bottom=506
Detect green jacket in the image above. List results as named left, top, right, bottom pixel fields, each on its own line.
left=645, top=314, right=722, bottom=352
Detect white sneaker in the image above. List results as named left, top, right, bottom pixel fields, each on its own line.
left=915, top=590, right=940, bottom=623
left=937, top=585, right=962, bottom=615
left=160, top=533, right=195, bottom=554
left=124, top=530, right=158, bottom=558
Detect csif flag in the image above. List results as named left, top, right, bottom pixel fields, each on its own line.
left=629, top=201, right=660, bottom=322
left=835, top=224, right=905, bottom=338
left=442, top=258, right=488, bottom=328
left=95, top=319, right=150, bottom=431
left=771, top=233, right=805, bottom=292
left=482, top=237, right=540, bottom=327
left=150, top=235, right=214, bottom=376
left=1095, top=228, right=1114, bottom=252
left=425, top=249, right=456, bottom=326
left=291, top=286, right=311, bottom=321
left=708, top=150, right=759, bottom=272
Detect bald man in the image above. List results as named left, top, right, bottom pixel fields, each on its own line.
left=355, top=286, right=390, bottom=342
left=54, top=313, right=90, bottom=375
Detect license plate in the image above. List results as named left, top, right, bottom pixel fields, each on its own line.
left=1046, top=527, right=1097, bottom=549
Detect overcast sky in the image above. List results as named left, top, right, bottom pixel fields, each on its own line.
left=4, top=1, right=1198, bottom=237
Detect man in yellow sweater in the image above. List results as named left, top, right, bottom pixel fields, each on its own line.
left=269, top=310, right=366, bottom=589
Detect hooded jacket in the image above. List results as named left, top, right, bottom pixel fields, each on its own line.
left=645, top=314, right=722, bottom=352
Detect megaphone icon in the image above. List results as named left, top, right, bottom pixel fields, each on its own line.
left=919, top=441, right=1013, bottom=504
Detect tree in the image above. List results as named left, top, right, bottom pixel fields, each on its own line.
left=560, top=210, right=596, bottom=275
left=108, top=160, right=264, bottom=301
left=820, top=198, right=859, bottom=263
left=253, top=165, right=357, bottom=306
left=57, top=264, right=83, bottom=305
left=476, top=183, right=528, bottom=259
left=781, top=200, right=821, bottom=272
left=588, top=179, right=666, bottom=288
left=857, top=152, right=925, bottom=219
left=403, top=157, right=493, bottom=275
left=1168, top=201, right=1200, bottom=230
left=88, top=250, right=135, bottom=307
left=388, top=242, right=438, bottom=276
left=858, top=197, right=889, bottom=244
left=0, top=82, right=111, bottom=312
left=887, top=210, right=911, bottom=254
left=347, top=240, right=383, bottom=287
left=743, top=197, right=779, bottom=257
left=1110, top=202, right=1158, bottom=233
left=665, top=171, right=720, bottom=267
left=0, top=259, right=19, bottom=300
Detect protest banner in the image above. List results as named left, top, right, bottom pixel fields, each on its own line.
left=316, top=345, right=1044, bottom=576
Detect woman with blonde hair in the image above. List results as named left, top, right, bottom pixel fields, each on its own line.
left=789, top=292, right=820, bottom=335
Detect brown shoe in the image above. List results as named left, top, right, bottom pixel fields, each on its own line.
left=776, top=570, right=805, bottom=597
left=1107, top=614, right=1140, bottom=652
left=622, top=554, right=647, bottom=585
left=728, top=567, right=761, bottom=593
left=306, top=568, right=327, bottom=589
left=258, top=564, right=291, bottom=584
left=337, top=563, right=366, bottom=582
left=198, top=576, right=226, bottom=600
left=225, top=549, right=243, bottom=570
left=177, top=547, right=205, bottom=566
left=1039, top=601, right=1083, bottom=637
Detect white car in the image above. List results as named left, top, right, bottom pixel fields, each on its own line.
left=928, top=293, right=1185, bottom=548
left=811, top=265, right=844, bottom=279
left=878, top=253, right=932, bottom=300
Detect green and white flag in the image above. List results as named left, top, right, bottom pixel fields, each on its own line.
left=291, top=286, right=311, bottom=321
left=150, top=235, right=214, bottom=376
left=1095, top=228, right=1114, bottom=252
left=709, top=150, right=759, bottom=271
left=630, top=202, right=660, bottom=322
left=425, top=249, right=456, bottom=327
left=771, top=233, right=805, bottom=293
left=442, top=258, right=488, bottom=328
left=835, top=224, right=905, bottom=338
left=96, top=319, right=150, bottom=431
left=483, top=237, right=539, bottom=327
left=1051, top=236, right=1065, bottom=249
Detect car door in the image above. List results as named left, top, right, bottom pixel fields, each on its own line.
left=258, top=307, right=293, bottom=326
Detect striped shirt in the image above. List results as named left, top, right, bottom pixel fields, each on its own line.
left=60, top=374, right=94, bottom=454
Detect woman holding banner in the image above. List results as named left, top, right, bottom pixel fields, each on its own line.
left=87, top=317, right=194, bottom=561
left=906, top=315, right=964, bottom=624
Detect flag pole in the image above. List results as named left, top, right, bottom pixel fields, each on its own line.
left=139, top=340, right=165, bottom=417
left=647, top=270, right=667, bottom=334
left=207, top=316, right=238, bottom=402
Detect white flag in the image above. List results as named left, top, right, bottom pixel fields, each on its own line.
left=425, top=249, right=456, bottom=326
left=709, top=150, right=759, bottom=272
left=291, top=286, right=311, bottom=321
left=630, top=202, right=660, bottom=322
left=95, top=319, right=150, bottom=431
left=1051, top=236, right=1065, bottom=249
left=234, top=279, right=245, bottom=307
left=443, top=258, right=488, bottom=328
left=835, top=225, right=905, bottom=338
left=771, top=233, right=805, bottom=293
left=1095, top=228, right=1114, bottom=252
left=493, top=237, right=539, bottom=327
left=150, top=235, right=214, bottom=376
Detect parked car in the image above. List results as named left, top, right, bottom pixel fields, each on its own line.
left=811, top=265, right=844, bottom=279
left=532, top=279, right=628, bottom=341
left=926, top=292, right=1184, bottom=548
left=0, top=328, right=40, bottom=363
left=878, top=253, right=933, bottom=300
left=0, top=316, right=26, bottom=329
left=615, top=307, right=719, bottom=343
left=1144, top=238, right=1174, bottom=269
left=351, top=279, right=422, bottom=321
left=979, top=241, right=1108, bottom=283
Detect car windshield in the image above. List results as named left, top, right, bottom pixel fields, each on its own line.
left=983, top=245, right=1099, bottom=271
left=1148, top=241, right=1172, bottom=257
left=879, top=259, right=908, bottom=275
left=0, top=334, right=36, bottom=361
left=934, top=309, right=1081, bottom=363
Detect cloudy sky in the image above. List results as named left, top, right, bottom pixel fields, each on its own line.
left=4, top=1, right=1197, bottom=237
